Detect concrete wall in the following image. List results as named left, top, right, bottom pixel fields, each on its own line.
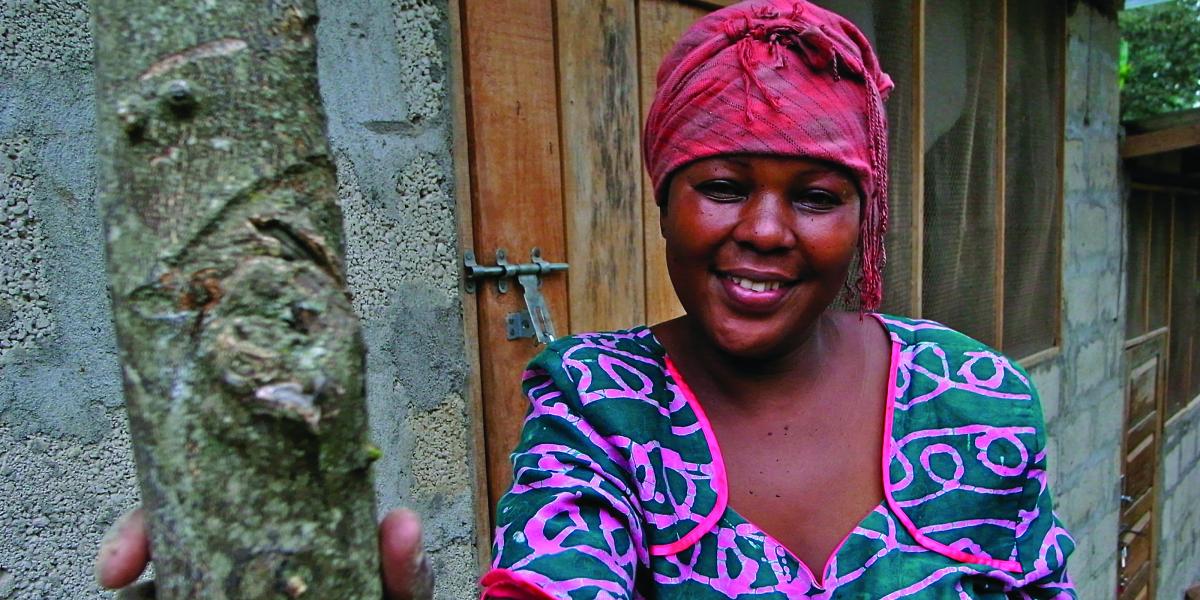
left=317, top=0, right=479, bottom=597
left=1025, top=3, right=1126, bottom=599
left=1, top=0, right=138, bottom=597
left=1159, top=400, right=1200, bottom=599
left=0, top=0, right=480, bottom=598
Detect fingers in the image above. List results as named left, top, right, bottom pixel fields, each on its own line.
left=379, top=509, right=434, bottom=600
left=114, top=581, right=157, bottom=600
left=96, top=508, right=152, bottom=589
left=96, top=506, right=435, bottom=599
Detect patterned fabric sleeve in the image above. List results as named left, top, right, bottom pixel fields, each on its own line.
left=481, top=356, right=646, bottom=600
left=1011, top=381, right=1077, bottom=599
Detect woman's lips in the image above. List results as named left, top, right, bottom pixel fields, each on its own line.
left=718, top=274, right=791, bottom=312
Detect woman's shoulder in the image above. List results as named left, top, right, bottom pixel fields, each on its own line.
left=873, top=313, right=1001, bottom=353
left=522, top=325, right=680, bottom=412
left=528, top=325, right=665, bottom=373
left=874, top=312, right=1043, bottom=425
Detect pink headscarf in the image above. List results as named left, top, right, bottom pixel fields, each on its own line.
left=643, top=0, right=894, bottom=310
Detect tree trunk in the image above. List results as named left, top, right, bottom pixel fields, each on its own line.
left=91, top=2, right=381, bottom=598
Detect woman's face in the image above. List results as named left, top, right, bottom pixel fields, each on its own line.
left=662, top=155, right=861, bottom=359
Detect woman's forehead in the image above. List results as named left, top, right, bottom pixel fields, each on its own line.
left=681, top=155, right=859, bottom=181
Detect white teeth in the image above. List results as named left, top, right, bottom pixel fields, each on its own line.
left=730, top=276, right=782, bottom=292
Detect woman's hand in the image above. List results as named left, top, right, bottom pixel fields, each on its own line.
left=96, top=507, right=434, bottom=600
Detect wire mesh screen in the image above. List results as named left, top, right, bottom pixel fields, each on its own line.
left=1148, top=195, right=1171, bottom=332
left=876, top=0, right=915, bottom=317
left=1168, top=198, right=1199, bottom=418
left=818, top=0, right=916, bottom=316
left=921, top=0, right=1002, bottom=345
left=1125, top=193, right=1151, bottom=339
left=1003, top=0, right=1063, bottom=358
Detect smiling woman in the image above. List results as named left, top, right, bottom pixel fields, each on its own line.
left=479, top=0, right=1076, bottom=598
left=662, top=156, right=862, bottom=359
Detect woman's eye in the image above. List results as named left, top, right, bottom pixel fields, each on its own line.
left=797, top=189, right=841, bottom=210
left=694, top=180, right=746, bottom=202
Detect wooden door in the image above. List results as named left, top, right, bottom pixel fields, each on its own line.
left=1118, top=331, right=1166, bottom=600
left=459, top=0, right=734, bottom=519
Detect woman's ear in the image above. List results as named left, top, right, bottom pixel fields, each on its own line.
left=658, top=202, right=669, bottom=238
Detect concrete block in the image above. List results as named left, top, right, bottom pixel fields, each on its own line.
left=1061, top=279, right=1096, bottom=333
left=1069, top=509, right=1118, bottom=600
left=1091, top=385, right=1125, bottom=446
left=1075, top=572, right=1114, bottom=600
left=1069, top=203, right=1112, bottom=265
left=1031, top=362, right=1063, bottom=425
left=1185, top=461, right=1200, bottom=503
left=1063, top=138, right=1087, bottom=192
left=1185, top=427, right=1200, bottom=472
left=0, top=137, right=54, bottom=361
left=1070, top=337, right=1109, bottom=399
left=1160, top=501, right=1177, bottom=552
left=1056, top=411, right=1097, bottom=481
left=1094, top=268, right=1123, bottom=324
left=1058, top=459, right=1118, bottom=533
left=410, top=393, right=471, bottom=498
left=1166, top=443, right=1184, bottom=491
left=1089, top=508, right=1120, bottom=569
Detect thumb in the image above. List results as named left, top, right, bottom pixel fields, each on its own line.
left=96, top=507, right=151, bottom=589
left=379, top=509, right=433, bottom=600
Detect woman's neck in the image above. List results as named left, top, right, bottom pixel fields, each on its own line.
left=657, top=312, right=850, bottom=414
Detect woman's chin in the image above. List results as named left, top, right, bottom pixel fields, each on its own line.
left=705, top=320, right=792, bottom=360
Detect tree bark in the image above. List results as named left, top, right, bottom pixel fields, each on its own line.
left=92, top=2, right=381, bottom=598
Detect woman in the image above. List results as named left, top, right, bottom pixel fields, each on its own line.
left=477, top=2, right=1073, bottom=597
left=99, top=1, right=1074, bottom=597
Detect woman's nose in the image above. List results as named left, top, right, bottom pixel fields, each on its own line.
left=732, top=193, right=796, bottom=253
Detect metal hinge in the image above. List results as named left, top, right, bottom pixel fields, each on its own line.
left=463, top=248, right=568, bottom=345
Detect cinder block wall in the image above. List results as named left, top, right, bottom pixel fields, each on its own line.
left=1160, top=403, right=1200, bottom=597
left=0, top=1, right=481, bottom=598
left=1026, top=3, right=1125, bottom=599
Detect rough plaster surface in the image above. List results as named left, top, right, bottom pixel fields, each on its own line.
left=1, top=0, right=137, bottom=596
left=1023, top=5, right=1125, bottom=599
left=1, top=136, right=53, bottom=359
left=318, top=0, right=479, bottom=598
left=0, top=412, right=138, bottom=598
left=0, top=0, right=91, bottom=72
left=1, top=0, right=479, bottom=597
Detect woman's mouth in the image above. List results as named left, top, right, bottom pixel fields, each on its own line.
left=718, top=273, right=792, bottom=312
left=727, top=276, right=782, bottom=292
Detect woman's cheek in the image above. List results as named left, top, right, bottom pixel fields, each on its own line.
left=800, top=217, right=859, bottom=269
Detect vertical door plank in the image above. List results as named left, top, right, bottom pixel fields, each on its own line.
left=637, top=0, right=706, bottom=325
left=447, top=0, right=493, bottom=568
left=557, top=0, right=646, bottom=332
left=463, top=0, right=568, bottom=512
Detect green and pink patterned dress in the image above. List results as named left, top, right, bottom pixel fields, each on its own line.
left=480, top=314, right=1075, bottom=599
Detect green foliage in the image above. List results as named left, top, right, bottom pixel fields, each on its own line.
left=1120, top=0, right=1200, bottom=121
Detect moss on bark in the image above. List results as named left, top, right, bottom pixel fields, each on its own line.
left=92, top=2, right=381, bottom=597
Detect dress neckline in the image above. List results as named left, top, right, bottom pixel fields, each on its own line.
left=647, top=313, right=902, bottom=590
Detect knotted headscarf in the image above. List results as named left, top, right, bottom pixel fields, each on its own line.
left=643, top=0, right=894, bottom=310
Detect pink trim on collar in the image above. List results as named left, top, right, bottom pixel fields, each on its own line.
left=871, top=314, right=1024, bottom=574
left=650, top=356, right=731, bottom=556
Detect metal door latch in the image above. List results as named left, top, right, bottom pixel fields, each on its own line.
left=463, top=248, right=568, bottom=344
